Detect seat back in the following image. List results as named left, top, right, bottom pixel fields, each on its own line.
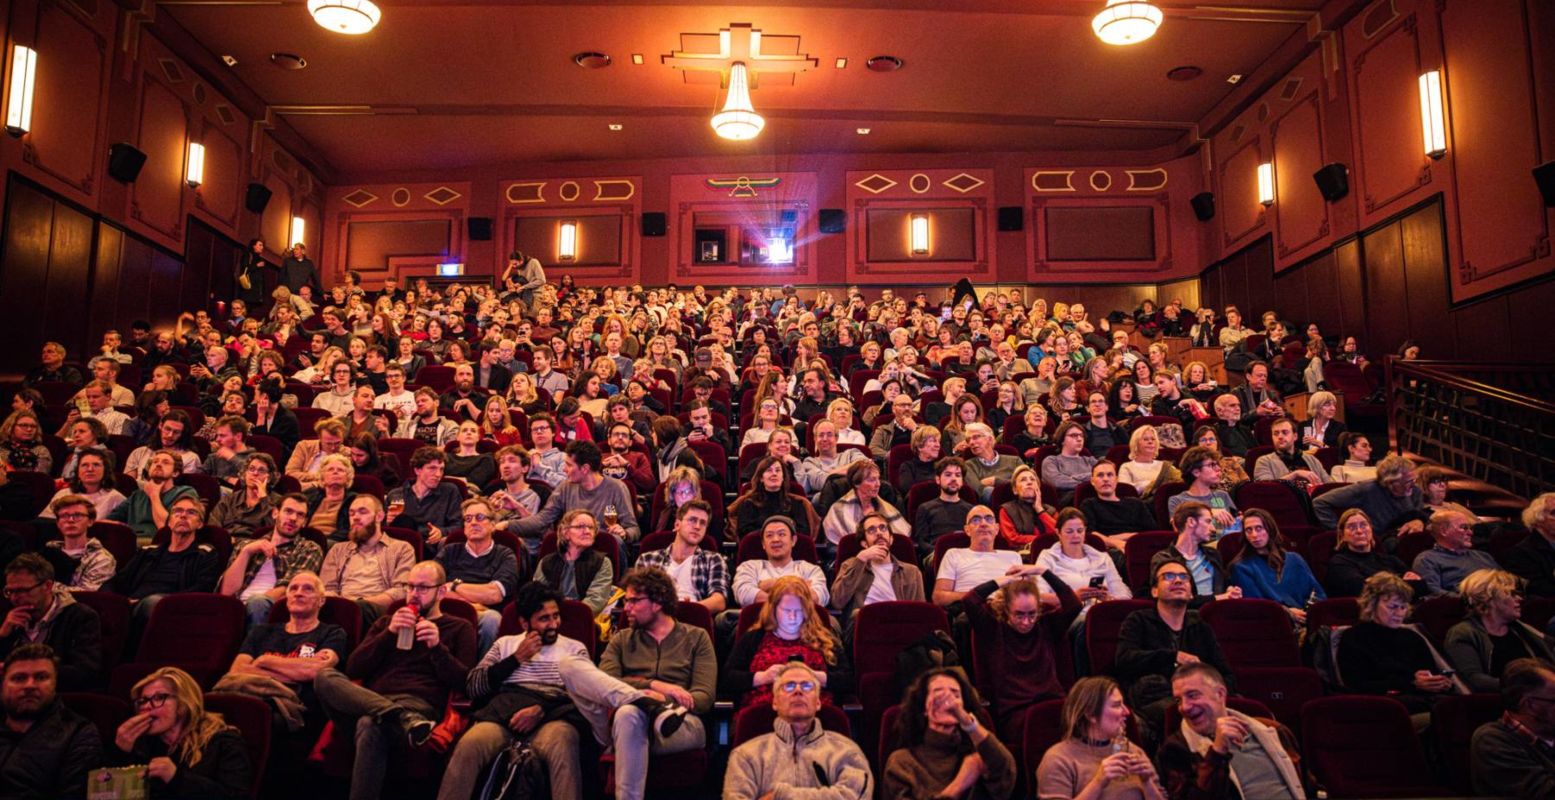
left=1306, top=531, right=1338, bottom=585
left=1432, top=693, right=1504, bottom=794
left=1201, top=598, right=1301, bottom=668
left=205, top=692, right=272, bottom=798
left=731, top=701, right=850, bottom=748
left=1412, top=594, right=1467, bottom=646
left=1085, top=599, right=1154, bottom=676
left=1301, top=695, right=1449, bottom=798
left=1234, top=480, right=1315, bottom=528
left=833, top=532, right=915, bottom=573
left=1122, top=531, right=1176, bottom=593
left=538, top=532, right=623, bottom=583
left=61, top=691, right=131, bottom=746
left=1395, top=532, right=1434, bottom=573
left=71, top=590, right=133, bottom=672
left=674, top=600, right=714, bottom=637
left=88, top=521, right=139, bottom=567
left=268, top=595, right=364, bottom=653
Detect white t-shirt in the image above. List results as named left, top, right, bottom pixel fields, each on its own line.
left=374, top=390, right=416, bottom=424
left=241, top=558, right=278, bottom=601
left=663, top=554, right=698, bottom=601
left=938, top=549, right=1022, bottom=592
left=865, top=562, right=898, bottom=605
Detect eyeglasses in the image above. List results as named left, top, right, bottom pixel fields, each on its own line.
left=406, top=583, right=440, bottom=593
left=463, top=513, right=491, bottom=523
left=2, top=583, right=42, bottom=598
left=245, top=465, right=271, bottom=474
left=779, top=680, right=818, bottom=694
left=1158, top=572, right=1191, bottom=583
left=621, top=595, right=651, bottom=606
left=169, top=508, right=201, bottom=517
left=1009, top=611, right=1040, bottom=621
left=966, top=514, right=997, bottom=525
left=55, top=512, right=90, bottom=521
left=135, top=692, right=174, bottom=710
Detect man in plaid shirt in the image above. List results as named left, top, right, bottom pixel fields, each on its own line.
left=634, top=500, right=728, bottom=614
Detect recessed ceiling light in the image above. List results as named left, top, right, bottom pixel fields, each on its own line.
left=221, top=54, right=238, bottom=67
left=856, top=127, right=871, bottom=135
left=866, top=55, right=903, bottom=72
left=631, top=53, right=644, bottom=65
left=270, top=53, right=307, bottom=70
left=835, top=58, right=847, bottom=69
left=1166, top=66, right=1203, bottom=82
left=573, top=52, right=612, bottom=69
left=1227, top=74, right=1244, bottom=84
left=608, top=123, right=623, bottom=131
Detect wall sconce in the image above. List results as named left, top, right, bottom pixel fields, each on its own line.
left=185, top=142, right=205, bottom=188
left=910, top=213, right=930, bottom=255
left=1256, top=162, right=1275, bottom=206
left=290, top=216, right=306, bottom=247
left=5, top=45, right=37, bottom=136
left=1418, top=70, right=1447, bottom=159
left=558, top=220, right=578, bottom=261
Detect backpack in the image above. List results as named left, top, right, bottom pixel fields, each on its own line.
left=477, top=740, right=548, bottom=800
left=892, top=629, right=964, bottom=697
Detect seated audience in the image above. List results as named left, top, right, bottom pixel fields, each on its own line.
left=219, top=493, right=323, bottom=626
left=729, top=456, right=819, bottom=542
left=312, top=560, right=477, bottom=800
left=961, top=558, right=1081, bottom=742
left=723, top=576, right=851, bottom=710
left=1413, top=508, right=1500, bottom=597
left=1, top=554, right=103, bottom=690
left=823, top=461, right=910, bottom=548
left=732, top=515, right=829, bottom=608
left=508, top=441, right=641, bottom=545
left=1336, top=572, right=1460, bottom=714
left=435, top=497, right=522, bottom=652
left=1190, top=424, right=1250, bottom=492
left=444, top=420, right=497, bottom=489
left=796, top=419, right=868, bottom=498
left=1228, top=509, right=1324, bottom=622
left=1080, top=461, right=1156, bottom=551
left=997, top=465, right=1057, bottom=547
left=0, top=643, right=102, bottom=797
left=40, top=493, right=117, bottom=591
left=1157, top=663, right=1303, bottom=800
left=219, top=571, right=346, bottom=729
left=1445, top=569, right=1555, bottom=692
left=385, top=446, right=463, bottom=550
left=1149, top=503, right=1241, bottom=607
left=1115, top=560, right=1235, bottom=743
left=1210, top=394, right=1257, bottom=458
left=871, top=395, right=921, bottom=461
left=1119, top=425, right=1182, bottom=502
left=395, top=387, right=458, bottom=447
left=882, top=667, right=1016, bottom=800
left=122, top=410, right=202, bottom=477
left=106, top=494, right=222, bottom=618
left=1041, top=421, right=1097, bottom=505
left=114, top=666, right=252, bottom=799
left=636, top=500, right=728, bottom=613
left=1252, top=416, right=1331, bottom=489
left=41, top=445, right=125, bottom=519
left=931, top=505, right=1025, bottom=607
left=1324, top=508, right=1415, bottom=597
left=913, top=457, right=973, bottom=559
left=208, top=452, right=280, bottom=537
left=285, top=418, right=349, bottom=491
left=1470, top=658, right=1555, bottom=798
left=318, top=494, right=416, bottom=621
left=534, top=509, right=615, bottom=614
left=1313, top=454, right=1426, bottom=545
left=723, top=661, right=873, bottom=800
left=961, top=423, right=1021, bottom=500
left=1167, top=446, right=1239, bottom=531
left=1328, top=431, right=1377, bottom=483
left=108, top=449, right=200, bottom=538
left=831, top=513, right=925, bottom=624
left=896, top=424, right=944, bottom=495
left=1035, top=676, right=1165, bottom=800
left=302, top=453, right=357, bottom=540
left=1035, top=508, right=1131, bottom=604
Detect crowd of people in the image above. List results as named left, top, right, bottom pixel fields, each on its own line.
left=2, top=265, right=1553, bottom=799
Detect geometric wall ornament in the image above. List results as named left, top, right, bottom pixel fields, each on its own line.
left=593, top=179, right=636, bottom=201
left=853, top=173, right=898, bottom=194
left=1032, top=171, right=1077, bottom=192
left=391, top=188, right=411, bottom=206
left=341, top=189, right=378, bottom=208
left=157, top=57, right=185, bottom=83
left=558, top=181, right=582, bottom=202
left=1125, top=168, right=1169, bottom=191
left=908, top=174, right=931, bottom=194
left=705, top=176, right=782, bottom=197
left=942, top=172, right=986, bottom=194
left=1089, top=170, right=1113, bottom=191
left=423, top=186, right=462, bottom=206
left=506, top=182, right=546, bottom=204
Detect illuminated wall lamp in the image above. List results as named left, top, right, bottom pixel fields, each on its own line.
left=1256, top=162, right=1275, bottom=207
left=185, top=142, right=206, bottom=188
left=558, top=220, right=578, bottom=261
left=910, top=213, right=931, bottom=255
left=1418, top=69, right=1447, bottom=159
left=290, top=216, right=306, bottom=247
left=5, top=45, right=37, bottom=136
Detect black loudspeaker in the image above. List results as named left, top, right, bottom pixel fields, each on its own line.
left=641, top=212, right=667, bottom=237
left=1190, top=191, right=1216, bottom=222
left=244, top=183, right=272, bottom=214
left=467, top=217, right=493, bottom=241
left=818, top=208, right=846, bottom=234
left=105, top=143, right=146, bottom=183
left=996, top=206, right=1024, bottom=232
left=1313, top=162, right=1351, bottom=202
left=1535, top=160, right=1555, bottom=207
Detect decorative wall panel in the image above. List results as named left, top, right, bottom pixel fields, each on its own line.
left=846, top=169, right=993, bottom=284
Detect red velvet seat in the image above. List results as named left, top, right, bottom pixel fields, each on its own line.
left=905, top=481, right=978, bottom=523
left=376, top=438, right=429, bottom=476
left=1305, top=597, right=1360, bottom=633
left=267, top=594, right=365, bottom=653
left=205, top=692, right=272, bottom=798
left=853, top=601, right=949, bottom=766
left=7, top=470, right=56, bottom=518
left=1122, top=531, right=1176, bottom=594
left=1200, top=598, right=1301, bottom=668
left=69, top=590, right=133, bottom=678
left=1431, top=693, right=1503, bottom=794
left=109, top=593, right=246, bottom=697
left=638, top=529, right=719, bottom=556
left=1412, top=594, right=1467, bottom=646
left=1234, top=480, right=1316, bottom=529
left=1301, top=695, right=1452, bottom=798
left=1395, top=532, right=1435, bottom=574
left=60, top=691, right=131, bottom=745
left=1084, top=599, right=1153, bottom=676
left=1306, top=531, right=1338, bottom=585
left=87, top=521, right=138, bottom=567
left=832, top=532, right=915, bottom=573
left=500, top=597, right=599, bottom=659
left=382, top=525, right=424, bottom=561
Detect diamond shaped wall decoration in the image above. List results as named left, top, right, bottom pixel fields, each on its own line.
left=341, top=189, right=378, bottom=208
left=854, top=174, right=898, bottom=194
left=942, top=173, right=986, bottom=194
left=424, top=186, right=462, bottom=206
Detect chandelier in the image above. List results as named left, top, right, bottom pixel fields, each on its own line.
left=1092, top=0, right=1163, bottom=46
left=711, top=62, right=765, bottom=141
left=308, top=0, right=381, bottom=35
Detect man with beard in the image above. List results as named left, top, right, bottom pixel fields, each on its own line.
left=219, top=494, right=325, bottom=626
left=600, top=422, right=656, bottom=494
left=831, top=512, right=925, bottom=635
left=108, top=449, right=199, bottom=538
left=105, top=495, right=222, bottom=627
left=0, top=644, right=102, bottom=798
left=320, top=494, right=416, bottom=622
left=436, top=583, right=592, bottom=800
left=397, top=387, right=458, bottom=447
left=439, top=364, right=489, bottom=424
left=0, top=555, right=103, bottom=690
left=314, top=561, right=477, bottom=800
left=221, top=571, right=346, bottom=729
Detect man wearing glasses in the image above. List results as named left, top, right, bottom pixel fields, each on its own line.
left=1314, top=454, right=1428, bottom=550
left=556, top=567, right=715, bottom=800
left=0, top=643, right=102, bottom=798
left=723, top=662, right=872, bottom=799
left=219, top=493, right=324, bottom=626
left=1115, top=559, right=1236, bottom=747
left=40, top=493, right=116, bottom=592
left=436, top=498, right=522, bottom=652
left=313, top=560, right=477, bottom=800
left=105, top=495, right=222, bottom=626
left=931, top=506, right=1025, bottom=608
left=1, top=555, right=103, bottom=690
left=1470, top=657, right=1555, bottom=796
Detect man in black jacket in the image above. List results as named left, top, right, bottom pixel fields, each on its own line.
left=0, top=644, right=103, bottom=798
left=1079, top=461, right=1158, bottom=551
left=1114, top=558, right=1236, bottom=748
left=280, top=243, right=320, bottom=297
left=105, top=495, right=223, bottom=630
left=1, top=555, right=103, bottom=690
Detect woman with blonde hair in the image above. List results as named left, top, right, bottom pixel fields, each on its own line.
left=505, top=371, right=547, bottom=417
left=114, top=666, right=251, bottom=798
left=1036, top=676, right=1165, bottom=800
left=1337, top=572, right=1463, bottom=716
left=0, top=408, right=51, bottom=474
left=722, top=575, right=851, bottom=710
left=479, top=395, right=523, bottom=446
left=826, top=397, right=865, bottom=446
left=1301, top=389, right=1346, bottom=450
left=1118, top=425, right=1181, bottom=501
left=1445, top=569, right=1555, bottom=692
left=653, top=465, right=704, bottom=533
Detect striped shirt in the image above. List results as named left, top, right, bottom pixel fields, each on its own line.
left=466, top=632, right=587, bottom=699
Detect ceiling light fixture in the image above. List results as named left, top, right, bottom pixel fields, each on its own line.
left=307, top=0, right=380, bottom=35
left=1092, top=0, right=1163, bottom=46
left=856, top=128, right=871, bottom=135
left=608, top=123, right=623, bottom=131
left=5, top=45, right=38, bottom=137
left=711, top=61, right=764, bottom=141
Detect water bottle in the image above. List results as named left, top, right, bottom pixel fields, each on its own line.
left=396, top=598, right=420, bottom=650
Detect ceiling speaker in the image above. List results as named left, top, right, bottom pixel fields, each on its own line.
left=1535, top=160, right=1555, bottom=207
left=641, top=212, right=667, bottom=237
left=1313, top=162, right=1350, bottom=202
left=244, top=183, right=272, bottom=214
left=996, top=206, right=1024, bottom=232
left=467, top=217, right=493, bottom=241
left=1190, top=191, right=1216, bottom=222
left=818, top=209, right=846, bottom=234
left=106, top=143, right=147, bottom=183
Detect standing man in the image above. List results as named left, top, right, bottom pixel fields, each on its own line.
left=500, top=250, right=546, bottom=309
left=280, top=243, right=320, bottom=297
